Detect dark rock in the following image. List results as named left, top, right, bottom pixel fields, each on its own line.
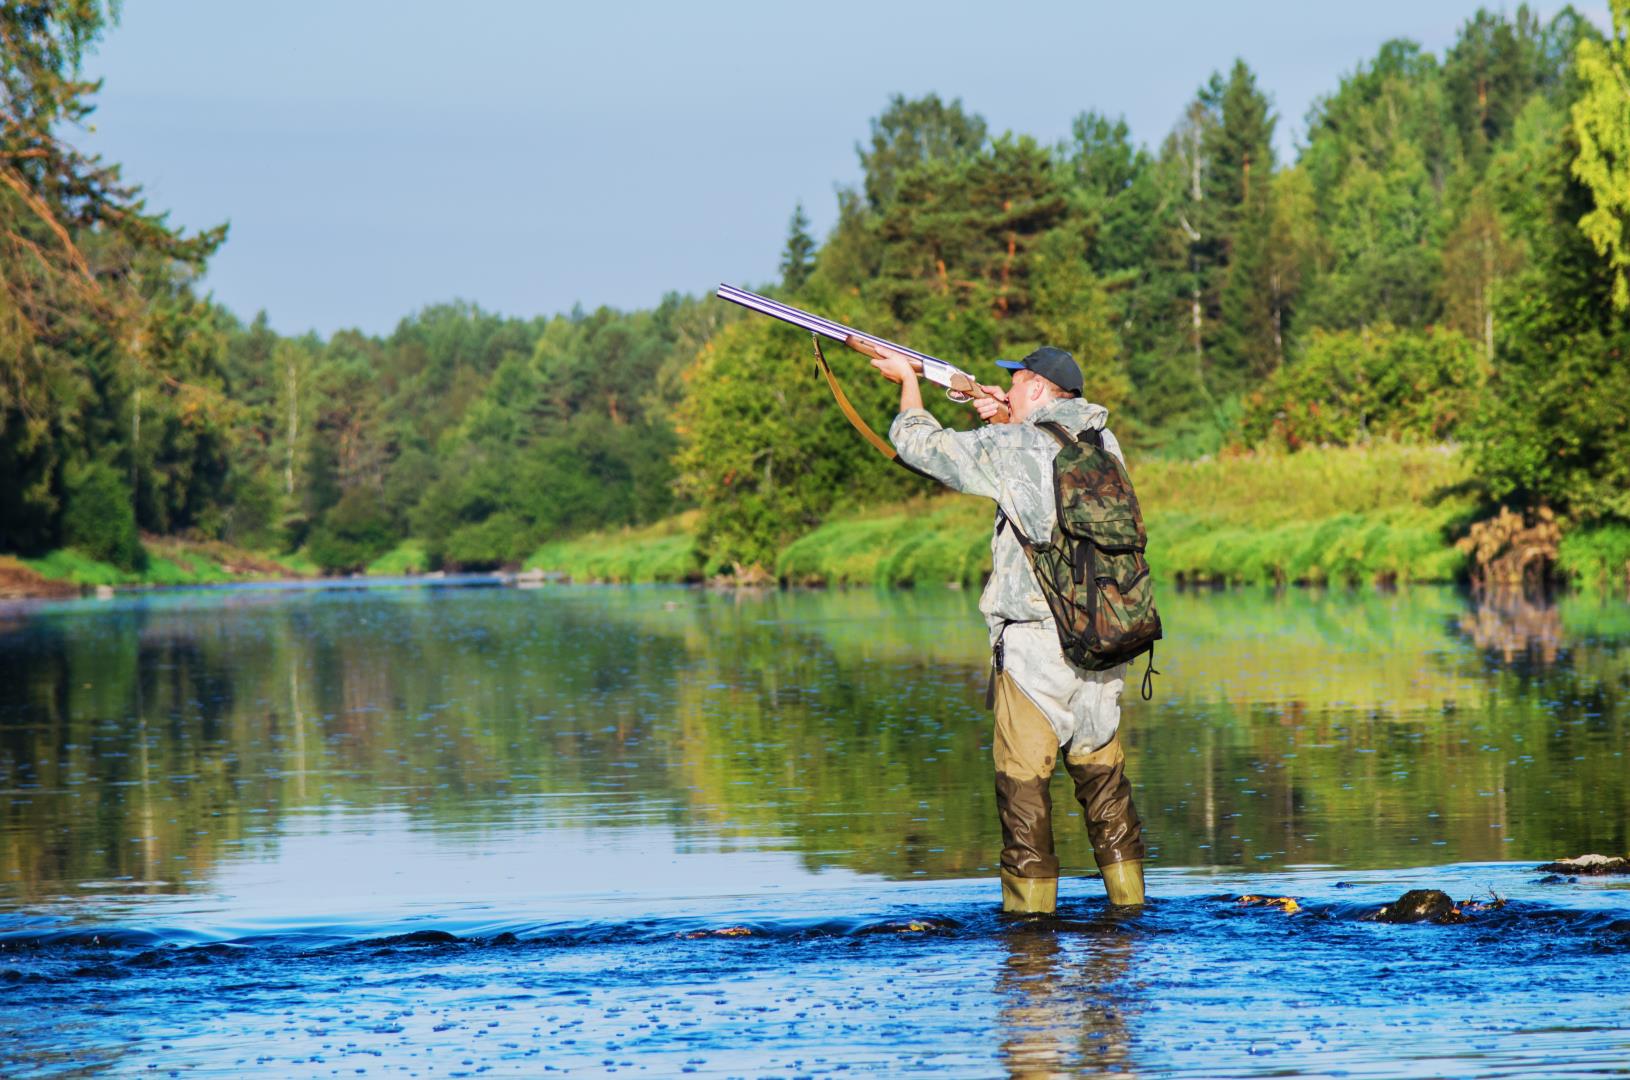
left=1535, top=854, right=1630, bottom=876
left=1372, top=889, right=1461, bottom=924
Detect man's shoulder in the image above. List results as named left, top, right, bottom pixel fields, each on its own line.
left=980, top=421, right=1059, bottom=452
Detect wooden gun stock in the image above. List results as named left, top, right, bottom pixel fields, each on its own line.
left=846, top=335, right=1011, bottom=424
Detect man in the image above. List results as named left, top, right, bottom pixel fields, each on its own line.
left=869, top=343, right=1145, bottom=914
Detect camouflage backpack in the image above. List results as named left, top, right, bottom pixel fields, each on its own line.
left=1003, top=421, right=1163, bottom=696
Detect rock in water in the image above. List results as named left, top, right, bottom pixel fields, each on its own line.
left=1536, top=854, right=1630, bottom=875
left=1372, top=889, right=1460, bottom=924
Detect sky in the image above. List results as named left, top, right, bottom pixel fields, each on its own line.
left=80, top=0, right=1608, bottom=337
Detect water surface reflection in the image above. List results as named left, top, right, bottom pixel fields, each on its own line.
left=0, top=583, right=1626, bottom=1076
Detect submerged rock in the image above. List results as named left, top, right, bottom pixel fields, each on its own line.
left=1236, top=895, right=1301, bottom=914
left=1371, top=889, right=1461, bottom=924
left=1536, top=854, right=1630, bottom=876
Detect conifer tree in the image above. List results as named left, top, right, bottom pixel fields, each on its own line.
left=1194, top=61, right=1278, bottom=396
left=778, top=204, right=816, bottom=292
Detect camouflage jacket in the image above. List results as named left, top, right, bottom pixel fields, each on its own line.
left=888, top=397, right=1127, bottom=749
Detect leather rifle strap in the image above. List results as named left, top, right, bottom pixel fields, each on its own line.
left=811, top=334, right=898, bottom=460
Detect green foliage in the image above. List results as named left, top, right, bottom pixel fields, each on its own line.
left=1154, top=508, right=1466, bottom=586
left=1469, top=72, right=1630, bottom=523
left=857, top=92, right=988, bottom=211
left=443, top=512, right=532, bottom=571
left=21, top=536, right=283, bottom=588
left=1201, top=60, right=1281, bottom=392
left=0, top=1, right=224, bottom=556
left=779, top=204, right=816, bottom=291
left=4, top=7, right=1627, bottom=593
left=1557, top=522, right=1630, bottom=586
left=366, top=539, right=428, bottom=576
left=1571, top=0, right=1630, bottom=308
left=61, top=461, right=144, bottom=572
left=677, top=307, right=925, bottom=570
left=1240, top=326, right=1484, bottom=448
left=777, top=500, right=991, bottom=587
left=526, top=514, right=701, bottom=583
left=578, top=443, right=1478, bottom=590
left=306, top=489, right=396, bottom=574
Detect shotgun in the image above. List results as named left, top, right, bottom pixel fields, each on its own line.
left=715, top=284, right=1010, bottom=423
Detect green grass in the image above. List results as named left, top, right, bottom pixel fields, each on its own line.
left=25, top=545, right=235, bottom=587
left=20, top=537, right=303, bottom=589
left=1150, top=507, right=1467, bottom=586
left=366, top=539, right=429, bottom=576
left=780, top=442, right=1476, bottom=588
left=509, top=443, right=1480, bottom=588
left=778, top=499, right=992, bottom=587
left=1557, top=523, right=1630, bottom=589
left=526, top=513, right=703, bottom=583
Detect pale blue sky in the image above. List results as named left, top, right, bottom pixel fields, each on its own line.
left=80, top=0, right=1606, bottom=336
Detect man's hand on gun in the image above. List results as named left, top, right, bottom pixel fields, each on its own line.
left=972, top=385, right=1010, bottom=424
left=869, top=343, right=1012, bottom=426
left=866, top=343, right=918, bottom=385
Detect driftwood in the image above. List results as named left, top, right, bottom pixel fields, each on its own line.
left=1456, top=506, right=1561, bottom=590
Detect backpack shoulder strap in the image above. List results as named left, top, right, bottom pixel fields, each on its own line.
left=1036, top=420, right=1075, bottom=449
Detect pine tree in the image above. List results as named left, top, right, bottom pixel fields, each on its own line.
left=857, top=93, right=987, bottom=211
left=1201, top=60, right=1278, bottom=394
left=778, top=204, right=816, bottom=292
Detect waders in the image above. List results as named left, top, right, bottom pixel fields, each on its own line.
left=993, top=672, right=1145, bottom=913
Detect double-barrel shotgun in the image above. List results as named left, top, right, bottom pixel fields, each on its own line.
left=715, top=284, right=1010, bottom=458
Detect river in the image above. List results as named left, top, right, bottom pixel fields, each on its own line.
left=1, top=581, right=1625, bottom=1076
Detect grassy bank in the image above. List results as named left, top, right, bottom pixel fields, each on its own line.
left=1143, top=443, right=1474, bottom=586
left=524, top=512, right=702, bottom=583
left=17, top=537, right=301, bottom=593
left=524, top=443, right=1479, bottom=588
left=781, top=443, right=1475, bottom=588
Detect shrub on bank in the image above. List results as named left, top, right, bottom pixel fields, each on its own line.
left=61, top=462, right=145, bottom=572
left=306, top=490, right=397, bottom=573
left=1557, top=524, right=1630, bottom=589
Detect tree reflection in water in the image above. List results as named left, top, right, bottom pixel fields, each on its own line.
left=0, top=583, right=1626, bottom=910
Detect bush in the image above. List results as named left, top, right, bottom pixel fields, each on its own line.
left=306, top=489, right=398, bottom=573
left=1240, top=326, right=1483, bottom=450
left=1557, top=522, right=1630, bottom=589
left=61, top=462, right=146, bottom=571
left=442, top=512, right=532, bottom=570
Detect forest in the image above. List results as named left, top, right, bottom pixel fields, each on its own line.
left=2, top=2, right=1629, bottom=585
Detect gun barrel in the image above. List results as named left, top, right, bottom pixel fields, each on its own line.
left=715, top=284, right=944, bottom=370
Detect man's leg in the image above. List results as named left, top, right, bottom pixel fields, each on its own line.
left=1064, top=734, right=1146, bottom=905
left=993, top=671, right=1060, bottom=913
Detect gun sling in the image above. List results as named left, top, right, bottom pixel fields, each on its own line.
left=811, top=334, right=897, bottom=460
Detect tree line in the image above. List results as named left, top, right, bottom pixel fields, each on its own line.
left=2, top=2, right=1627, bottom=575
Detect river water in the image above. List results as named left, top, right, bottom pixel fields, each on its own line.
left=0, top=581, right=1625, bottom=1077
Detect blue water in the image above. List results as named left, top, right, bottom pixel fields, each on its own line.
left=0, top=582, right=1626, bottom=1076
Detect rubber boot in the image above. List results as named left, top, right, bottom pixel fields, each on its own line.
left=1001, top=870, right=1058, bottom=914
left=1099, top=859, right=1144, bottom=907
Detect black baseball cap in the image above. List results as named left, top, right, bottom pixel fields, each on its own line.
left=995, top=346, right=1083, bottom=395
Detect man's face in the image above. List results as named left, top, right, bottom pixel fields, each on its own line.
left=1007, top=369, right=1041, bottom=422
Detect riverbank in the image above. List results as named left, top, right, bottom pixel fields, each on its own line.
left=5, top=537, right=306, bottom=598
left=13, top=444, right=1625, bottom=596
left=531, top=443, right=1483, bottom=588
